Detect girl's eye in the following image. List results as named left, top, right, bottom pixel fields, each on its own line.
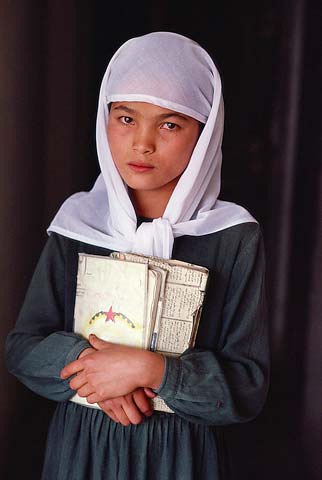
left=162, top=122, right=178, bottom=130
left=120, top=116, right=134, bottom=125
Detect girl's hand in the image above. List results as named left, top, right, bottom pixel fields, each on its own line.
left=98, top=388, right=156, bottom=426
left=60, top=334, right=164, bottom=402
left=78, top=347, right=96, bottom=359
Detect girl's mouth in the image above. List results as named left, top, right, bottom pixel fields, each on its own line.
left=128, top=163, right=155, bottom=173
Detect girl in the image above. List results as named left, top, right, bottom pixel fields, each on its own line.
left=5, top=32, right=270, bottom=479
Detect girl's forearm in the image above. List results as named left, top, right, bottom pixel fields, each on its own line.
left=5, top=330, right=90, bottom=401
left=88, top=334, right=165, bottom=391
left=61, top=335, right=165, bottom=401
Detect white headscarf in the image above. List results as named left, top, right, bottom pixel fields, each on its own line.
left=48, top=31, right=256, bottom=259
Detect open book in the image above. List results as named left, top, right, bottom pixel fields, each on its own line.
left=71, top=252, right=209, bottom=413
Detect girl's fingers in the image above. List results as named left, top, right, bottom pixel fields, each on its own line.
left=76, top=383, right=96, bottom=399
left=98, top=403, right=120, bottom=423
left=86, top=392, right=104, bottom=404
left=78, top=347, right=96, bottom=359
left=111, top=406, right=131, bottom=426
left=61, top=359, right=84, bottom=379
left=122, top=395, right=144, bottom=424
left=99, top=396, right=144, bottom=426
left=143, top=387, right=157, bottom=399
left=69, top=372, right=87, bottom=391
left=89, top=334, right=111, bottom=350
left=132, top=389, right=154, bottom=416
left=101, top=399, right=131, bottom=426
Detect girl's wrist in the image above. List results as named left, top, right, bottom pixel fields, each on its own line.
left=140, top=350, right=165, bottom=390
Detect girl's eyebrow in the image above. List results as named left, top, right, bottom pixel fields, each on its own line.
left=111, top=105, right=137, bottom=114
left=111, top=105, right=188, bottom=121
left=158, top=112, right=189, bottom=122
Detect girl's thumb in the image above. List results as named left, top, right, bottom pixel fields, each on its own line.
left=89, top=334, right=105, bottom=348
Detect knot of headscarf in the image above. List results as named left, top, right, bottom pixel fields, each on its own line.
left=131, top=217, right=174, bottom=259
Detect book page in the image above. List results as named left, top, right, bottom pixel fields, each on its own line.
left=157, top=262, right=208, bottom=289
left=110, top=251, right=208, bottom=352
left=74, top=254, right=148, bottom=348
left=151, top=396, right=174, bottom=413
left=111, top=251, right=208, bottom=289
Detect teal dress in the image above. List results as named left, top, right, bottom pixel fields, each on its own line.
left=5, top=222, right=270, bottom=479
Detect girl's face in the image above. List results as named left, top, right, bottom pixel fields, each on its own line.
left=107, top=101, right=200, bottom=210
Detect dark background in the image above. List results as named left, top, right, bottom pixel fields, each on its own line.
left=1, top=1, right=321, bottom=479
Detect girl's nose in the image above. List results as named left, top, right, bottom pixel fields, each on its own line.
left=132, top=127, right=155, bottom=155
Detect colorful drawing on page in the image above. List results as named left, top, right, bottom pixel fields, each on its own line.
left=81, top=306, right=141, bottom=346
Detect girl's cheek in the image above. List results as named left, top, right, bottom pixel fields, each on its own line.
left=108, top=125, right=130, bottom=141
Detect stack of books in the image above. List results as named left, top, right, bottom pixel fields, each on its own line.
left=71, top=251, right=209, bottom=412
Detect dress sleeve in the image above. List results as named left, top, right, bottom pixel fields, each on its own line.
left=155, top=227, right=270, bottom=426
left=5, top=234, right=90, bottom=402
